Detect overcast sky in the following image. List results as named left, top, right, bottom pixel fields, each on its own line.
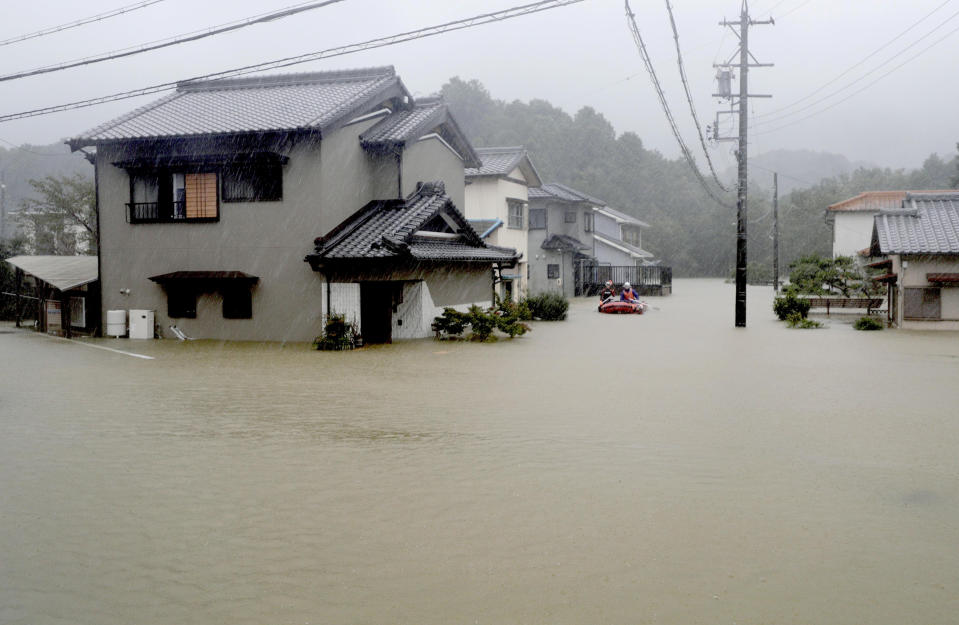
left=1, top=0, right=957, bottom=175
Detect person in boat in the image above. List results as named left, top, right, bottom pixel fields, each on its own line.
left=619, top=281, right=640, bottom=303
left=599, top=280, right=616, bottom=302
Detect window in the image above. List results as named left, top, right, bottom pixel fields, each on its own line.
left=507, top=200, right=524, bottom=229
left=904, top=287, right=940, bottom=320
left=222, top=288, right=253, bottom=319
left=70, top=296, right=85, bottom=328
left=222, top=162, right=282, bottom=202
left=128, top=171, right=219, bottom=223
left=529, top=208, right=546, bottom=230
left=584, top=212, right=594, bottom=233
left=623, top=227, right=641, bottom=246
left=168, top=289, right=197, bottom=318
left=547, top=264, right=560, bottom=279
left=565, top=209, right=577, bottom=224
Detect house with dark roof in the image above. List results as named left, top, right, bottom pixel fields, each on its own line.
left=526, top=183, right=603, bottom=297
left=869, top=191, right=959, bottom=330
left=69, top=66, right=515, bottom=343
left=464, top=146, right=542, bottom=300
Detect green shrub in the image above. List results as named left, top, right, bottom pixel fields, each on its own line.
left=785, top=311, right=822, bottom=329
left=314, top=314, right=359, bottom=350
left=467, top=305, right=497, bottom=342
left=432, top=304, right=531, bottom=341
left=496, top=294, right=533, bottom=321
left=773, top=292, right=811, bottom=321
left=853, top=316, right=883, bottom=331
left=524, top=292, right=569, bottom=321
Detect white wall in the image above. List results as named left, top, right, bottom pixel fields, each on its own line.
left=832, top=212, right=876, bottom=258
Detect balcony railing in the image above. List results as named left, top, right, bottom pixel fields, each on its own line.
left=576, top=263, right=673, bottom=296
left=126, top=202, right=219, bottom=224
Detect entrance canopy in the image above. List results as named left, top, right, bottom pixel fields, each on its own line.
left=148, top=270, right=259, bottom=286
left=4, top=255, right=98, bottom=291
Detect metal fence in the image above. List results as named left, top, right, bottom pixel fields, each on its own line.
left=576, top=263, right=672, bottom=296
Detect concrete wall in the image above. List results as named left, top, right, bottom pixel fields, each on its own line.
left=526, top=198, right=592, bottom=296
left=96, top=116, right=399, bottom=343
left=401, top=136, right=465, bottom=211
left=832, top=212, right=876, bottom=258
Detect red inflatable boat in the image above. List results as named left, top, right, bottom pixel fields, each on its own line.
left=598, top=299, right=647, bottom=314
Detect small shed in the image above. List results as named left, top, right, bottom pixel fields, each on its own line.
left=3, top=255, right=99, bottom=337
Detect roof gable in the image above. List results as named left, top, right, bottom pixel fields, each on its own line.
left=529, top=182, right=606, bottom=205
left=71, top=67, right=410, bottom=147
left=360, top=97, right=481, bottom=168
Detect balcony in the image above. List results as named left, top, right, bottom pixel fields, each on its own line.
left=126, top=202, right=219, bottom=224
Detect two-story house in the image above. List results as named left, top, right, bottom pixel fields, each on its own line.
left=69, top=66, right=518, bottom=343
left=591, top=205, right=653, bottom=267
left=463, top=146, right=542, bottom=300
left=526, top=183, right=601, bottom=298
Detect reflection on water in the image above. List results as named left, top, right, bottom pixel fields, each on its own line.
left=2, top=279, right=958, bottom=624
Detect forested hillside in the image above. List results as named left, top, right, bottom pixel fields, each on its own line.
left=0, top=143, right=93, bottom=239
left=441, top=78, right=958, bottom=276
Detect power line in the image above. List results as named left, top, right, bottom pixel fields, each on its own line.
left=664, top=0, right=729, bottom=191
left=753, top=0, right=958, bottom=123
left=0, top=0, right=586, bottom=124
left=0, top=0, right=166, bottom=48
left=624, top=0, right=732, bottom=209
left=752, top=17, right=959, bottom=137
left=0, top=0, right=349, bottom=84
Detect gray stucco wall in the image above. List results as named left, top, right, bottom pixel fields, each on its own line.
left=401, top=137, right=466, bottom=211
left=96, top=116, right=399, bottom=342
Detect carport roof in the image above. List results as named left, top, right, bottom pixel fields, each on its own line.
left=4, top=255, right=98, bottom=291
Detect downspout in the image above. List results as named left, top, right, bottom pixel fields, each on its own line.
left=395, top=147, right=403, bottom=198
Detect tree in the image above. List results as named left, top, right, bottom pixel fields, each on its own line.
left=16, top=174, right=96, bottom=255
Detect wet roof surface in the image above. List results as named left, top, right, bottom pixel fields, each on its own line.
left=874, top=192, right=959, bottom=254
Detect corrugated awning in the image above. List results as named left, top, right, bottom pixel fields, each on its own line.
left=4, top=255, right=98, bottom=291
left=149, top=271, right=259, bottom=285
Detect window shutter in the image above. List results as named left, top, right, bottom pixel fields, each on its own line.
left=185, top=173, right=218, bottom=219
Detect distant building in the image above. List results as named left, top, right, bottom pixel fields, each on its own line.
left=68, top=67, right=517, bottom=343
left=870, top=191, right=959, bottom=330
left=526, top=183, right=600, bottom=298
left=464, top=146, right=542, bottom=300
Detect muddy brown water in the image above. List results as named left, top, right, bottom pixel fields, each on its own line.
left=2, top=279, right=958, bottom=624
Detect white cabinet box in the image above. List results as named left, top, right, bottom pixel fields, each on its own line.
left=128, top=309, right=155, bottom=339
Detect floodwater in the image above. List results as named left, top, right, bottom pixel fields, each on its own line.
left=2, top=279, right=958, bottom=625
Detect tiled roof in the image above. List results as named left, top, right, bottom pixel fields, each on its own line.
left=529, top=182, right=606, bottom=205
left=72, top=67, right=408, bottom=145
left=360, top=97, right=481, bottom=168
left=361, top=98, right=444, bottom=144
left=464, top=146, right=543, bottom=186
left=541, top=234, right=590, bottom=251
left=595, top=206, right=650, bottom=228
left=465, top=147, right=524, bottom=177
left=827, top=190, right=956, bottom=212
left=873, top=192, right=959, bottom=254
left=309, top=182, right=519, bottom=264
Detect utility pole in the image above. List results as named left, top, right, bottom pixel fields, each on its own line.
left=773, top=172, right=779, bottom=293
left=0, top=171, right=6, bottom=242
left=713, top=1, right=773, bottom=327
